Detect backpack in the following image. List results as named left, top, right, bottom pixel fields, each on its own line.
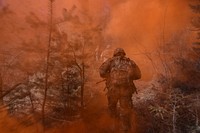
left=129, top=61, right=141, bottom=80
left=109, top=57, right=133, bottom=86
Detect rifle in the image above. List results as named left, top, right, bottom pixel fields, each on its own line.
left=96, top=79, right=106, bottom=84
left=135, top=88, right=138, bottom=94
left=130, top=81, right=138, bottom=94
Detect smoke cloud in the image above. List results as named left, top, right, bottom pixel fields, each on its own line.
left=0, top=0, right=194, bottom=132
left=63, top=0, right=191, bottom=79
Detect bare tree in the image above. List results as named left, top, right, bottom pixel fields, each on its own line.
left=0, top=73, right=3, bottom=105
left=42, top=0, right=54, bottom=127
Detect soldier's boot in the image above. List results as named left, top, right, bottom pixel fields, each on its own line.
left=108, top=106, right=119, bottom=119
left=108, top=107, right=120, bottom=131
left=120, top=114, right=131, bottom=133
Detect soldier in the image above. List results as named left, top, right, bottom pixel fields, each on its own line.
left=99, top=48, right=141, bottom=133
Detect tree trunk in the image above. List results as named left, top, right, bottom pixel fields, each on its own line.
left=42, top=0, right=54, bottom=128
left=81, top=62, right=85, bottom=107
left=0, top=73, right=3, bottom=105
left=196, top=95, right=199, bottom=127
left=172, top=104, right=176, bottom=133
left=172, top=94, right=177, bottom=133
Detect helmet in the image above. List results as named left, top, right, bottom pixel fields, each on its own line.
left=113, top=48, right=126, bottom=57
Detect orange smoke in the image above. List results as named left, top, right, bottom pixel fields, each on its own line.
left=4, top=0, right=192, bottom=80
left=56, top=0, right=191, bottom=80
left=105, top=0, right=191, bottom=80
left=0, top=0, right=194, bottom=132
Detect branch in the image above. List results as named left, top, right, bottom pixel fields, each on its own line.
left=68, top=43, right=82, bottom=71
left=0, top=83, right=25, bottom=99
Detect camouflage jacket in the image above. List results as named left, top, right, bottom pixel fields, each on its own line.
left=99, top=56, right=141, bottom=94
left=99, top=56, right=141, bottom=81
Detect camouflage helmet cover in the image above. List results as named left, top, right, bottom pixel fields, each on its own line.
left=113, top=48, right=126, bottom=56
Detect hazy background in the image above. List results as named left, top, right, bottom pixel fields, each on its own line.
left=0, top=0, right=192, bottom=80
left=0, top=1, right=197, bottom=133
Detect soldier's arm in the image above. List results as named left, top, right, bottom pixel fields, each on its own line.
left=99, top=58, right=112, bottom=78
left=130, top=60, right=141, bottom=80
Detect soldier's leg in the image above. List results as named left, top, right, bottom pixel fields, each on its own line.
left=119, top=95, right=133, bottom=132
left=107, top=94, right=119, bottom=118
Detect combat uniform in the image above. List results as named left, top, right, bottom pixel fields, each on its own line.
left=99, top=48, right=141, bottom=132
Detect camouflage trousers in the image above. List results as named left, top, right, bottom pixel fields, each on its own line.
left=107, top=85, right=133, bottom=132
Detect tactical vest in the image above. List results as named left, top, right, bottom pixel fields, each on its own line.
left=109, top=57, right=133, bottom=86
